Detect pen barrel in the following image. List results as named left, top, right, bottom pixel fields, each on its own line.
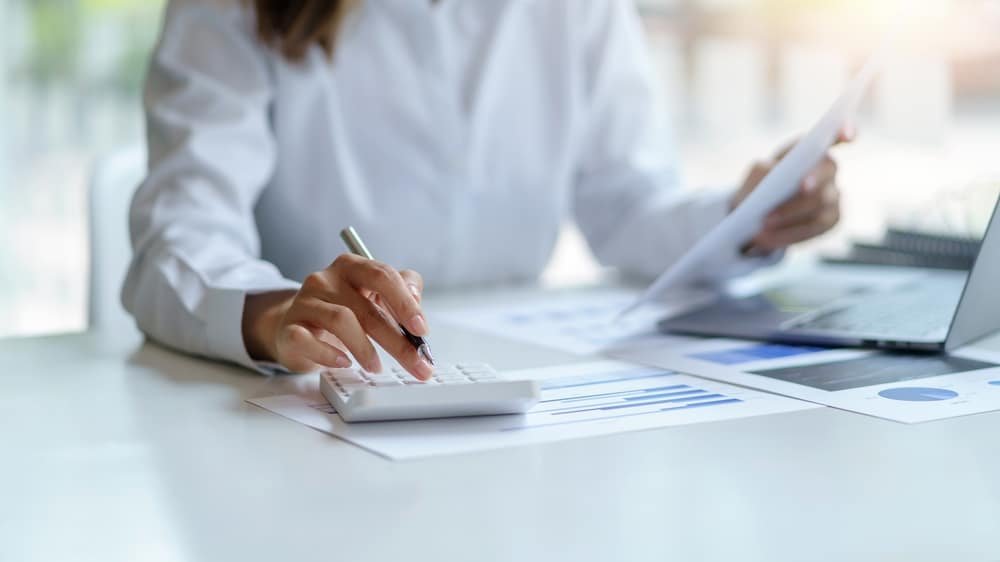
left=340, top=225, right=434, bottom=365
left=401, top=328, right=425, bottom=348
left=340, top=226, right=374, bottom=260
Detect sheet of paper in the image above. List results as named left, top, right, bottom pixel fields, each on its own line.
left=434, top=288, right=707, bottom=355
left=612, top=339, right=1000, bottom=423
left=622, top=46, right=886, bottom=315
left=247, top=360, right=818, bottom=460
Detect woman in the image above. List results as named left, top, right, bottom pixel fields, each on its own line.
left=123, top=0, right=845, bottom=380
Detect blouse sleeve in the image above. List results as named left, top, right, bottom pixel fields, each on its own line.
left=122, top=0, right=299, bottom=371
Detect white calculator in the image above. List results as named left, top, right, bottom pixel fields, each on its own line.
left=319, top=363, right=541, bottom=422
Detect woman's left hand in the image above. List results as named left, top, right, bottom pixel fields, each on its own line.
left=731, top=126, right=855, bottom=254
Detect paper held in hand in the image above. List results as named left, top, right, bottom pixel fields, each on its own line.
left=621, top=44, right=888, bottom=317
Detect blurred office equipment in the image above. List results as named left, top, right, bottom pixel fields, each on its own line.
left=692, top=37, right=767, bottom=138
left=877, top=54, right=953, bottom=144
left=824, top=228, right=980, bottom=270
left=824, top=181, right=1000, bottom=270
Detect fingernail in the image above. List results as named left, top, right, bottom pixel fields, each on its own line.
left=367, top=357, right=382, bottom=374
left=803, top=175, right=817, bottom=191
left=415, top=358, right=434, bottom=380
left=408, top=314, right=428, bottom=336
left=334, top=355, right=352, bottom=368
left=407, top=283, right=421, bottom=299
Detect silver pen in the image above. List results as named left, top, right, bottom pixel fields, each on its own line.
left=339, top=226, right=435, bottom=365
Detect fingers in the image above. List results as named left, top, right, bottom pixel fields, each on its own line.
left=276, top=324, right=352, bottom=373
left=836, top=122, right=857, bottom=144
left=333, top=255, right=427, bottom=336
left=755, top=155, right=840, bottom=250
left=338, top=289, right=434, bottom=380
left=294, top=297, right=382, bottom=373
left=279, top=259, right=432, bottom=379
left=801, top=156, right=838, bottom=194
left=754, top=210, right=839, bottom=250
left=743, top=160, right=774, bottom=195
left=766, top=183, right=839, bottom=232
left=772, top=140, right=796, bottom=161
left=740, top=131, right=847, bottom=252
left=732, top=160, right=773, bottom=211
left=399, top=269, right=424, bottom=303
left=285, top=291, right=432, bottom=379
left=764, top=159, right=838, bottom=229
left=778, top=122, right=856, bottom=162
left=754, top=203, right=840, bottom=251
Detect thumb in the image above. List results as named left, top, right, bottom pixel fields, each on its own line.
left=836, top=122, right=858, bottom=144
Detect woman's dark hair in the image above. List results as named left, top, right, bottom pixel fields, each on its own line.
left=253, top=0, right=360, bottom=61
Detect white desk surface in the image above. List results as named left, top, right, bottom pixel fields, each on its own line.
left=3, top=285, right=1000, bottom=562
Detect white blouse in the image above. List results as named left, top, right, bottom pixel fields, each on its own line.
left=123, top=0, right=765, bottom=370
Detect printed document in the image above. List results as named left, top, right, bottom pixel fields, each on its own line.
left=248, top=361, right=817, bottom=460
left=435, top=287, right=707, bottom=355
left=623, top=46, right=886, bottom=315
left=612, top=339, right=1000, bottom=423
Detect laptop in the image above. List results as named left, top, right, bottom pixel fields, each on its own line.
left=657, top=196, right=1000, bottom=353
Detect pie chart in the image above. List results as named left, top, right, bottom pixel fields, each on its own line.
left=878, top=387, right=958, bottom=402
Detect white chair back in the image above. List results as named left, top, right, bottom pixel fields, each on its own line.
left=88, top=146, right=146, bottom=332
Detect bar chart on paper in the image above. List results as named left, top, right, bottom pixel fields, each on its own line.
left=249, top=361, right=817, bottom=459
left=507, top=367, right=746, bottom=431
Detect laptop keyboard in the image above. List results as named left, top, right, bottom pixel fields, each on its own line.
left=788, top=284, right=960, bottom=338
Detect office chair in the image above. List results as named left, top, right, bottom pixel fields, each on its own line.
left=87, top=146, right=146, bottom=333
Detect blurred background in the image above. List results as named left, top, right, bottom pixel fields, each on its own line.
left=1, top=0, right=999, bottom=337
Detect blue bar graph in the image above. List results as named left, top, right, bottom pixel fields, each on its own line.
left=542, top=389, right=712, bottom=414
left=552, top=393, right=727, bottom=415
left=622, top=389, right=710, bottom=401
left=540, top=384, right=692, bottom=404
left=690, top=344, right=826, bottom=366
left=539, top=368, right=674, bottom=390
left=504, top=396, right=745, bottom=431
left=670, top=398, right=742, bottom=410
left=503, top=366, right=747, bottom=432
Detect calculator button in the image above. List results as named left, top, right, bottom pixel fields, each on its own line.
left=460, top=369, right=494, bottom=376
left=467, top=373, right=497, bottom=381
left=371, top=379, right=403, bottom=387
left=457, top=363, right=491, bottom=371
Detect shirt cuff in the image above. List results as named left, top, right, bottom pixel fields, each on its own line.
left=198, top=274, right=301, bottom=375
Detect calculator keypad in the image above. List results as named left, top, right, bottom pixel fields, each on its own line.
left=326, top=363, right=498, bottom=398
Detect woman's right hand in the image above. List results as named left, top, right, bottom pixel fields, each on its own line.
left=242, top=255, right=433, bottom=379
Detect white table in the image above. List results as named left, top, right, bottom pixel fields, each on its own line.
left=4, top=285, right=1000, bottom=562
